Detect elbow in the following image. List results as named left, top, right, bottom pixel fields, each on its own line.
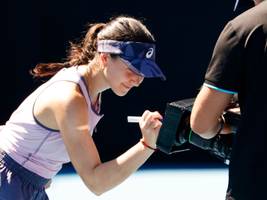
left=190, top=114, right=219, bottom=139
left=84, top=178, right=106, bottom=196
left=90, top=188, right=104, bottom=196
left=86, top=182, right=103, bottom=196
left=80, top=171, right=107, bottom=196
left=190, top=120, right=207, bottom=135
left=190, top=114, right=211, bottom=136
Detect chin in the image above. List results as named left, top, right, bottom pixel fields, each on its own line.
left=112, top=89, right=128, bottom=96
left=118, top=91, right=128, bottom=96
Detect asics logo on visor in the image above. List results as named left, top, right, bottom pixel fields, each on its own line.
left=146, top=48, right=154, bottom=58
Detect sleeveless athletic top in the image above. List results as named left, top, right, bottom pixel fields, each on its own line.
left=0, top=66, right=103, bottom=178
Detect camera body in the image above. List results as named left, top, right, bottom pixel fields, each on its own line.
left=156, top=98, right=194, bottom=154
left=156, top=98, right=241, bottom=164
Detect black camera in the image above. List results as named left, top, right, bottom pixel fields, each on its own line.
left=156, top=98, right=240, bottom=164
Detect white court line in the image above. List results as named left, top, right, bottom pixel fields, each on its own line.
left=47, top=168, right=228, bottom=200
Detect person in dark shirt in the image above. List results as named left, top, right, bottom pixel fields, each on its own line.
left=190, top=0, right=267, bottom=199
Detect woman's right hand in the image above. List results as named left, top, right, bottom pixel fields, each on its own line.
left=138, top=110, right=163, bottom=149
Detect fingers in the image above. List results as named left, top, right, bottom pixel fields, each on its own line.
left=140, top=110, right=163, bottom=129
left=141, top=110, right=162, bottom=123
left=138, top=110, right=163, bottom=149
left=152, top=120, right=162, bottom=129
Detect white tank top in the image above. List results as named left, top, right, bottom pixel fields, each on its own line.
left=0, top=66, right=103, bottom=178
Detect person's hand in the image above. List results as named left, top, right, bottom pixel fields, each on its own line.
left=221, top=106, right=240, bottom=134
left=139, top=110, right=163, bottom=149
left=225, top=94, right=239, bottom=110
left=226, top=107, right=240, bottom=115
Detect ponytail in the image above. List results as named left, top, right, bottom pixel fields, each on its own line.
left=31, top=23, right=106, bottom=79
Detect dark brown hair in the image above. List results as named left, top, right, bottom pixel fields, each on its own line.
left=31, top=16, right=155, bottom=78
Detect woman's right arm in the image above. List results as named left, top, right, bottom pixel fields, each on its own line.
left=52, top=82, right=162, bottom=196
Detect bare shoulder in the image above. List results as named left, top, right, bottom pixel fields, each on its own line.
left=52, top=81, right=86, bottom=109
left=34, top=81, right=88, bottom=131
left=51, top=81, right=89, bottom=131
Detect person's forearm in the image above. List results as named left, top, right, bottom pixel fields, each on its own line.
left=83, top=141, right=154, bottom=195
left=191, top=117, right=224, bottom=139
